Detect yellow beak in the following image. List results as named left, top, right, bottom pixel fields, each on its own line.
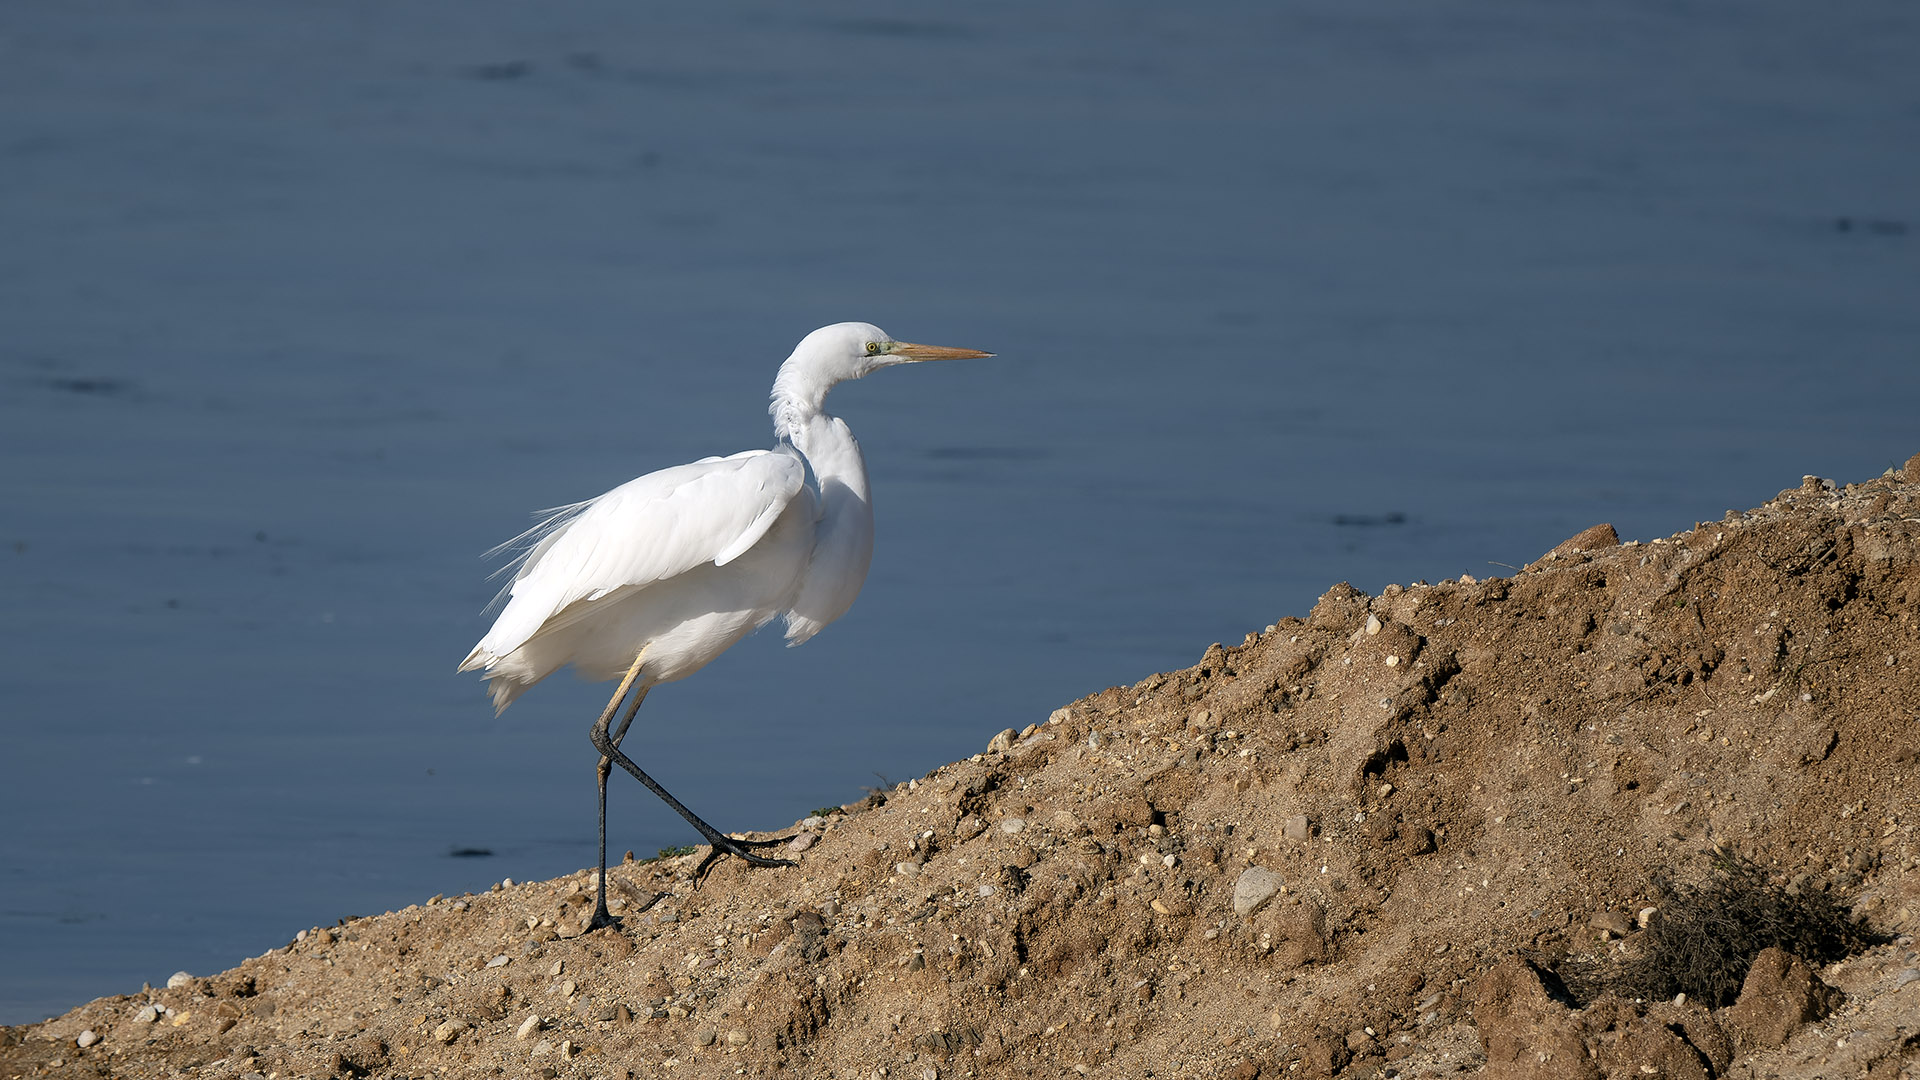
left=890, top=342, right=994, bottom=362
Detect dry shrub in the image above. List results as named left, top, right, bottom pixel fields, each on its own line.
left=1561, top=849, right=1881, bottom=1007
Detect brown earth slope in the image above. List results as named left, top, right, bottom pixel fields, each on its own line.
left=7, top=461, right=1920, bottom=1080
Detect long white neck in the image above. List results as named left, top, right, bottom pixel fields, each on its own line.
left=770, top=359, right=830, bottom=445
left=774, top=389, right=876, bottom=645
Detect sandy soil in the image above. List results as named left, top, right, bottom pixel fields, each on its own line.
left=7, top=460, right=1920, bottom=1080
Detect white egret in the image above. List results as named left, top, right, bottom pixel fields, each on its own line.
left=460, top=322, right=991, bottom=925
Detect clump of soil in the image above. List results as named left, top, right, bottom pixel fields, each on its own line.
left=6, top=461, right=1920, bottom=1080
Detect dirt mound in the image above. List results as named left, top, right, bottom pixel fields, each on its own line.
left=7, top=461, right=1920, bottom=1079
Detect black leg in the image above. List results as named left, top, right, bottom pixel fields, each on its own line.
left=593, top=757, right=613, bottom=923
left=588, top=653, right=650, bottom=931
left=587, top=657, right=795, bottom=905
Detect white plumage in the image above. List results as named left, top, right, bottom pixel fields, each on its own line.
left=460, top=447, right=813, bottom=710
left=458, top=321, right=991, bottom=906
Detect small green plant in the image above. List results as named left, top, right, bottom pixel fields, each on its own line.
left=640, top=845, right=696, bottom=863
left=810, top=806, right=840, bottom=819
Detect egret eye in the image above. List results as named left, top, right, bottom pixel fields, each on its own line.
left=864, top=341, right=881, bottom=356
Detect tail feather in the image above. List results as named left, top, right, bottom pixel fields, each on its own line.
left=458, top=644, right=530, bottom=716
left=486, top=674, right=527, bottom=716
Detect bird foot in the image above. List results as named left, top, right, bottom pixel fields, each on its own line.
left=693, top=833, right=797, bottom=885
left=728, top=833, right=797, bottom=850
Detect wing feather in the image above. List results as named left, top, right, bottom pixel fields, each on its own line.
left=461, top=449, right=806, bottom=668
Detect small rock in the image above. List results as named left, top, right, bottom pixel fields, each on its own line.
left=1365, top=614, right=1382, bottom=636
left=530, top=1038, right=555, bottom=1057
left=486, top=953, right=511, bottom=968
left=433, top=1019, right=464, bottom=1044
left=1152, top=895, right=1193, bottom=917
left=1588, top=909, right=1632, bottom=936
left=894, top=861, right=921, bottom=878
left=1000, top=817, right=1027, bottom=835
left=977, top=884, right=996, bottom=897
left=1637, top=906, right=1658, bottom=929
left=1233, top=867, right=1284, bottom=916
left=134, top=1005, right=160, bottom=1024
left=725, top=1028, right=749, bottom=1046
left=166, top=971, right=194, bottom=989
left=1544, top=522, right=1621, bottom=561
left=1282, top=815, right=1313, bottom=842
left=694, top=1028, right=717, bottom=1047
left=75, top=1029, right=99, bottom=1049
left=986, top=728, right=1018, bottom=754
left=788, top=831, right=819, bottom=852
left=516, top=1014, right=542, bottom=1040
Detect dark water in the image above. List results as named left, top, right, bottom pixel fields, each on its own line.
left=2, top=1, right=1916, bottom=1022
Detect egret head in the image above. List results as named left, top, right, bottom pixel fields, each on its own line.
left=772, top=322, right=991, bottom=436
left=790, top=321, right=992, bottom=383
